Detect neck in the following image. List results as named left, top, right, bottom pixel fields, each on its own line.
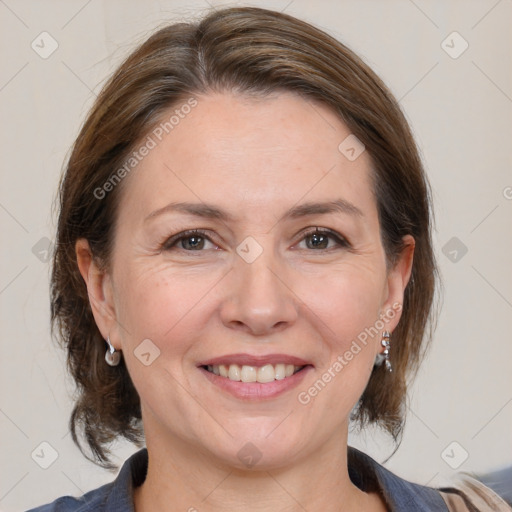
left=133, top=423, right=382, bottom=512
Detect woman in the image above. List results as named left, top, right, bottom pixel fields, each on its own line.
left=29, top=6, right=510, bottom=512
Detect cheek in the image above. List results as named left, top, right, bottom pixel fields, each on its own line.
left=113, top=259, right=224, bottom=348
left=299, top=262, right=385, bottom=343
left=294, top=269, right=382, bottom=418
left=112, top=265, right=214, bottom=411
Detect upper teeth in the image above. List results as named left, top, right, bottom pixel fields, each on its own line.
left=206, top=364, right=302, bottom=383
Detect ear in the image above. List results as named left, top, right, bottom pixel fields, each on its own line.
left=75, top=238, right=121, bottom=350
left=380, top=234, right=415, bottom=332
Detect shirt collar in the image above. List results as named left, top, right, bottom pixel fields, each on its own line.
left=104, top=448, right=148, bottom=511
left=348, top=446, right=448, bottom=511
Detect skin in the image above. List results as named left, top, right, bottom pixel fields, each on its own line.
left=77, top=91, right=414, bottom=511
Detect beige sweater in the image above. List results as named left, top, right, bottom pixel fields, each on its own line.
left=439, top=473, right=512, bottom=511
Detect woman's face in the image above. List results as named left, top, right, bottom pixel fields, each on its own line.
left=81, top=91, right=413, bottom=469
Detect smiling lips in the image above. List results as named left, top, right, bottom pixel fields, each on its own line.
left=206, top=363, right=303, bottom=383
left=198, top=354, right=312, bottom=389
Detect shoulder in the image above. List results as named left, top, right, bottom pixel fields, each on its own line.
left=348, top=446, right=511, bottom=511
left=25, top=483, right=111, bottom=512
left=25, top=448, right=148, bottom=512
left=438, top=473, right=512, bottom=512
left=348, top=446, right=449, bottom=511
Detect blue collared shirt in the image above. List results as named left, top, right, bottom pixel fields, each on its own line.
left=27, top=446, right=452, bottom=511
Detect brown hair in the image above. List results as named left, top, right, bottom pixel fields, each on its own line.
left=51, top=6, right=438, bottom=468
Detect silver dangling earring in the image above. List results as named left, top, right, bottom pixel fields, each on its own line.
left=105, top=336, right=121, bottom=366
left=374, top=331, right=392, bottom=372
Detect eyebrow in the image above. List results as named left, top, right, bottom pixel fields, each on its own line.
left=145, top=199, right=363, bottom=223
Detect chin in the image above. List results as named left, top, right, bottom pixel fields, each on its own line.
left=201, top=427, right=306, bottom=472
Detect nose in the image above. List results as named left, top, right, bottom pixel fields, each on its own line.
left=219, top=246, right=299, bottom=336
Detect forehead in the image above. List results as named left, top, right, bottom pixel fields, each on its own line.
left=117, top=91, right=377, bottom=225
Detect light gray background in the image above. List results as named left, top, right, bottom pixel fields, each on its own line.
left=1, top=0, right=511, bottom=510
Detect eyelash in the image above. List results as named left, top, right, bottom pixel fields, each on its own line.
left=161, top=227, right=350, bottom=253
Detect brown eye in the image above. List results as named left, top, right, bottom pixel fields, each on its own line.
left=305, top=231, right=329, bottom=249
left=162, top=230, right=217, bottom=252
left=298, top=228, right=349, bottom=251
left=179, top=234, right=206, bottom=250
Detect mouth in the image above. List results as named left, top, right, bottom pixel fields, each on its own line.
left=197, top=354, right=313, bottom=400
left=201, top=363, right=306, bottom=383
